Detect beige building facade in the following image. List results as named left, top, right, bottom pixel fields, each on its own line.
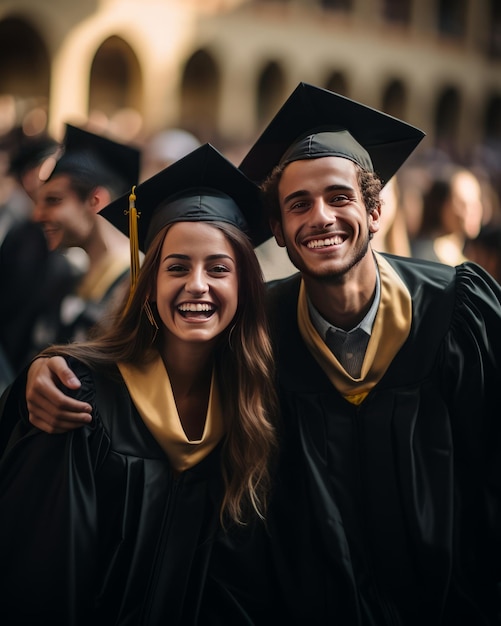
left=0, top=0, right=500, bottom=167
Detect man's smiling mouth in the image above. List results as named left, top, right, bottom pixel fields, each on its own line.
left=306, top=235, right=345, bottom=249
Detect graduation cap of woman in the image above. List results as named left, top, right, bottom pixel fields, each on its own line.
left=239, top=82, right=426, bottom=187
left=100, top=142, right=269, bottom=250
left=98, top=143, right=271, bottom=299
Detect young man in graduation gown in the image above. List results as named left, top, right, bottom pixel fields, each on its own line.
left=234, top=83, right=501, bottom=625
left=30, top=125, right=141, bottom=347
left=16, top=84, right=501, bottom=625
left=0, top=133, right=77, bottom=390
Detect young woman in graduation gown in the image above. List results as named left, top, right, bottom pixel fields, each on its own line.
left=0, top=145, right=278, bottom=625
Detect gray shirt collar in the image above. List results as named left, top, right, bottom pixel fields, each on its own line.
left=307, top=266, right=380, bottom=339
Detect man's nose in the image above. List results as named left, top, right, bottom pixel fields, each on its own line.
left=310, top=198, right=336, bottom=228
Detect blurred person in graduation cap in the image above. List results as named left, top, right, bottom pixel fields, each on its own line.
left=0, top=132, right=77, bottom=392
left=29, top=124, right=142, bottom=349
left=19, top=84, right=501, bottom=625
left=0, top=144, right=277, bottom=624
left=140, top=127, right=201, bottom=180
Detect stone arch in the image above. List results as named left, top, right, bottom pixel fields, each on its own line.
left=381, top=0, right=412, bottom=24
left=381, top=79, right=407, bottom=119
left=484, top=93, right=501, bottom=142
left=0, top=16, right=51, bottom=133
left=88, top=36, right=142, bottom=135
left=320, top=0, right=353, bottom=10
left=179, top=49, right=220, bottom=142
left=437, top=0, right=467, bottom=38
left=256, top=62, right=286, bottom=129
left=480, top=92, right=501, bottom=204
left=434, top=86, right=461, bottom=155
left=324, top=71, right=349, bottom=97
left=488, top=0, right=501, bottom=58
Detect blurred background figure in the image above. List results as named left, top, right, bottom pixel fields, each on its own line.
left=0, top=130, right=77, bottom=394
left=410, top=163, right=485, bottom=265
left=30, top=124, right=141, bottom=350
left=464, top=222, right=501, bottom=283
left=141, top=128, right=200, bottom=180
left=9, top=132, right=59, bottom=202
left=371, top=175, right=411, bottom=257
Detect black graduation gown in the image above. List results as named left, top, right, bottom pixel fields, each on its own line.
left=31, top=268, right=128, bottom=349
left=0, top=359, right=224, bottom=626
left=262, top=256, right=501, bottom=625
left=0, top=219, right=78, bottom=377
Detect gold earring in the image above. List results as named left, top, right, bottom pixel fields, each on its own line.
left=144, top=299, right=159, bottom=335
left=228, top=324, right=236, bottom=351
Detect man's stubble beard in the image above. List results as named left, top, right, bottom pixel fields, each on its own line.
left=285, top=234, right=372, bottom=286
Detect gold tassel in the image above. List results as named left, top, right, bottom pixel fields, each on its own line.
left=125, top=185, right=140, bottom=312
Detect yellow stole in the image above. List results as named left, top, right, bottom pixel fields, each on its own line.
left=297, top=253, right=412, bottom=405
left=118, top=354, right=225, bottom=472
left=77, top=251, right=130, bottom=301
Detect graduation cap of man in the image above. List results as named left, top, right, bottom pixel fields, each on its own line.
left=239, top=82, right=425, bottom=187
left=39, top=124, right=141, bottom=197
left=99, top=142, right=270, bottom=254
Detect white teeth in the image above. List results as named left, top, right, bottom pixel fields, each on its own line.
left=307, top=236, right=343, bottom=248
left=178, top=303, right=214, bottom=312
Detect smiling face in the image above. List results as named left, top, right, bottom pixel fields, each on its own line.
left=32, top=174, right=95, bottom=251
left=272, top=156, right=380, bottom=283
left=153, top=221, right=239, bottom=350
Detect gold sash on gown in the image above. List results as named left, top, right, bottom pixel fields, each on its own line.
left=118, top=354, right=225, bottom=472
left=297, top=253, right=412, bottom=404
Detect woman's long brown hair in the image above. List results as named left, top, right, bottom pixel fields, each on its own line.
left=41, top=221, right=278, bottom=526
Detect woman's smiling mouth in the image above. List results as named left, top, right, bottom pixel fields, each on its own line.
left=177, top=303, right=216, bottom=318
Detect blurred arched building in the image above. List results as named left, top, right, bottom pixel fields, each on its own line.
left=0, top=0, right=500, bottom=169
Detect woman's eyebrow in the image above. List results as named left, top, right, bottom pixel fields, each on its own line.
left=163, top=253, right=234, bottom=261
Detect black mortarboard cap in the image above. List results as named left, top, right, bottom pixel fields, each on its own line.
left=99, top=143, right=270, bottom=252
left=239, top=82, right=425, bottom=186
left=41, top=124, right=141, bottom=195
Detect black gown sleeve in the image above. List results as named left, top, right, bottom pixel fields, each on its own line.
left=0, top=362, right=109, bottom=625
left=444, top=262, right=501, bottom=479
left=441, top=262, right=501, bottom=622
